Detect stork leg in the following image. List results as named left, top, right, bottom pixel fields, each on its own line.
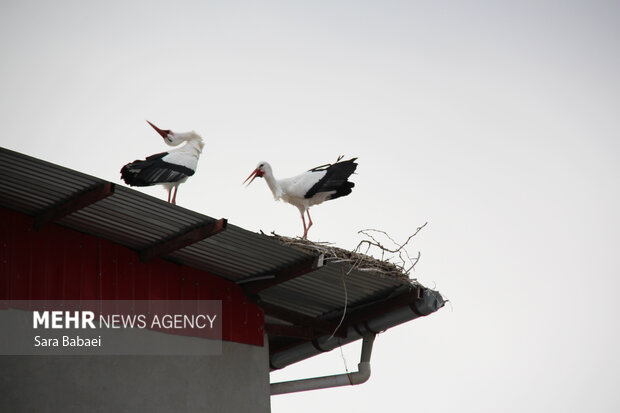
left=300, top=209, right=313, bottom=239
left=306, top=209, right=313, bottom=231
left=171, top=186, right=178, bottom=205
left=301, top=214, right=308, bottom=239
left=167, top=187, right=172, bottom=203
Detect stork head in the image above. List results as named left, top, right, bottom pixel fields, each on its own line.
left=244, top=162, right=270, bottom=186
left=147, top=120, right=184, bottom=147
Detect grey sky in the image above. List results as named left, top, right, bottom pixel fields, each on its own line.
left=1, top=1, right=619, bottom=411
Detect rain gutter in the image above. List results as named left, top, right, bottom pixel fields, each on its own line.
left=269, top=287, right=444, bottom=370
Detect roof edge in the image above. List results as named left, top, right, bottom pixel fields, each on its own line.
left=269, top=287, right=444, bottom=370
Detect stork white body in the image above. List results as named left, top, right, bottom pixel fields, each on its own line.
left=120, top=121, right=204, bottom=204
left=245, top=158, right=357, bottom=239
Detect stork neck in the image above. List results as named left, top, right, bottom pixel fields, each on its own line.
left=175, top=133, right=204, bottom=156
left=263, top=171, right=282, bottom=200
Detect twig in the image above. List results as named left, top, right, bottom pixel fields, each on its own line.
left=353, top=222, right=427, bottom=275
left=355, top=222, right=427, bottom=255
left=328, top=266, right=349, bottom=341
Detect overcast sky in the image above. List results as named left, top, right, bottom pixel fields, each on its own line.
left=2, top=1, right=619, bottom=411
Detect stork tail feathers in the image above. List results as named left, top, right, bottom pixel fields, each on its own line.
left=305, top=158, right=357, bottom=200
left=120, top=153, right=194, bottom=187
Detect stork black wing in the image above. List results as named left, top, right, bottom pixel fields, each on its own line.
left=120, top=152, right=195, bottom=187
left=304, top=158, right=358, bottom=200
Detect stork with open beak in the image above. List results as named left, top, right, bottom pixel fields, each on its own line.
left=244, top=157, right=358, bottom=239
left=120, top=121, right=204, bottom=204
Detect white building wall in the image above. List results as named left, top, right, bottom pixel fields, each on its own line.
left=0, top=337, right=271, bottom=413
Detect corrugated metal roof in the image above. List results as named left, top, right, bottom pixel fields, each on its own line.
left=1, top=149, right=106, bottom=215
left=0, top=147, right=411, bottom=314
left=0, top=147, right=442, bottom=365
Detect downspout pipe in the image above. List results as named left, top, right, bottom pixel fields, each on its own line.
left=270, top=333, right=376, bottom=395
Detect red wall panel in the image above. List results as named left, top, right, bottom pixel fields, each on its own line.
left=0, top=207, right=264, bottom=346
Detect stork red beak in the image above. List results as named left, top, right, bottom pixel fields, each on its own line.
left=146, top=120, right=171, bottom=139
left=243, top=169, right=264, bottom=186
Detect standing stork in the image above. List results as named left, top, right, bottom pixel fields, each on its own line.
left=244, top=157, right=358, bottom=239
left=120, top=121, right=204, bottom=204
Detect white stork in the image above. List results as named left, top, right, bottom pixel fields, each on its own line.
left=120, top=121, right=204, bottom=204
left=244, top=157, right=358, bottom=239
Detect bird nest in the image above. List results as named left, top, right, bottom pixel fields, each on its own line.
left=264, top=226, right=427, bottom=282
